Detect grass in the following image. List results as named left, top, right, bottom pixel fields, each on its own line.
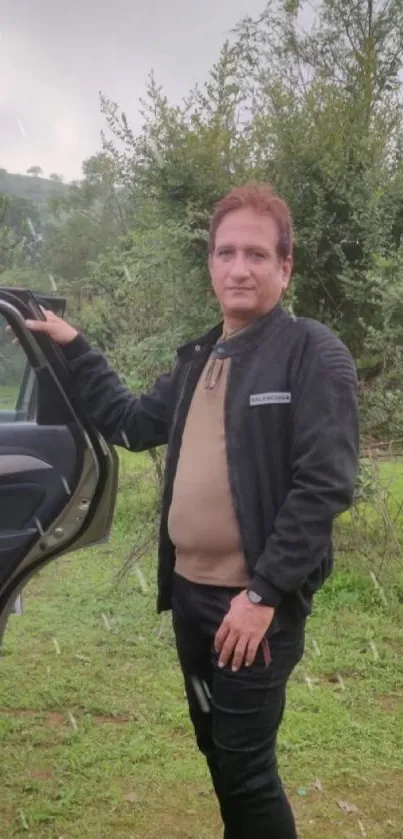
left=0, top=451, right=402, bottom=838
left=0, top=383, right=20, bottom=411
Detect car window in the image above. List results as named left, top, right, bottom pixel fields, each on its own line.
left=0, top=312, right=35, bottom=420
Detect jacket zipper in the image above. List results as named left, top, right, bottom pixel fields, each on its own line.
left=224, top=358, right=251, bottom=574
left=163, top=359, right=194, bottom=506
left=171, top=361, right=193, bottom=438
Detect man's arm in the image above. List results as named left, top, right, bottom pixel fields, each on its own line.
left=250, top=326, right=359, bottom=606
left=62, top=334, right=173, bottom=451
left=23, top=311, right=173, bottom=452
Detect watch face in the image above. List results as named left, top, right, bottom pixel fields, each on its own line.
left=248, top=590, right=262, bottom=604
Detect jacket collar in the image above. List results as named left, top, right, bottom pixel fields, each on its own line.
left=176, top=304, right=293, bottom=362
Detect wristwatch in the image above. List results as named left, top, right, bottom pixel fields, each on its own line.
left=246, top=589, right=263, bottom=605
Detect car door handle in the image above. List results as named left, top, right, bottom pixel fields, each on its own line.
left=0, top=455, right=53, bottom=477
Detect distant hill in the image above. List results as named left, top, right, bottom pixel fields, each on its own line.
left=0, top=169, right=69, bottom=219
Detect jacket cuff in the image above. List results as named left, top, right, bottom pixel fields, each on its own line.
left=249, top=574, right=283, bottom=608
left=61, top=333, right=92, bottom=361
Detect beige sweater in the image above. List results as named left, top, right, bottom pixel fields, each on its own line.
left=168, top=353, right=250, bottom=587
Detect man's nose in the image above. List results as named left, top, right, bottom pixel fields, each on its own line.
left=229, top=253, right=249, bottom=280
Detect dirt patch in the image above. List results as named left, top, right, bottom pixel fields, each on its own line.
left=376, top=692, right=403, bottom=713
left=90, top=713, right=130, bottom=725
left=0, top=708, right=131, bottom=727
left=30, top=768, right=56, bottom=781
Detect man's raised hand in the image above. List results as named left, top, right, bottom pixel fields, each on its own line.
left=7, top=309, right=78, bottom=346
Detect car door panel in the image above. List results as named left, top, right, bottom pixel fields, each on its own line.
left=0, top=454, right=53, bottom=475
left=1, top=483, right=46, bottom=529
left=0, top=424, right=80, bottom=581
left=0, top=288, right=119, bottom=647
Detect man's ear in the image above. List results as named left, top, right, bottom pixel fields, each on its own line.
left=208, top=253, right=213, bottom=279
left=282, top=255, right=293, bottom=290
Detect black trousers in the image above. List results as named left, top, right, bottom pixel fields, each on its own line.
left=172, top=573, right=305, bottom=839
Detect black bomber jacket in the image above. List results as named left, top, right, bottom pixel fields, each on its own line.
left=62, top=305, right=359, bottom=627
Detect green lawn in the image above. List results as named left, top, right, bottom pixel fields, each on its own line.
left=0, top=451, right=402, bottom=838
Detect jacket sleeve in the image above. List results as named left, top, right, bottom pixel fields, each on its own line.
left=62, top=334, right=173, bottom=451
left=250, top=328, right=359, bottom=607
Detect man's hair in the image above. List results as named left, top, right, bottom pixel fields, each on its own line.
left=208, top=182, right=293, bottom=260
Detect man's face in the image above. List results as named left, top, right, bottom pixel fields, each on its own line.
left=209, top=207, right=292, bottom=325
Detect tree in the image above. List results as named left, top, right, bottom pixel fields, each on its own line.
left=27, top=166, right=43, bottom=178
left=17, top=0, right=400, bottom=445
left=0, top=193, right=43, bottom=271
left=79, top=206, right=217, bottom=376
left=0, top=191, right=49, bottom=304
left=230, top=0, right=403, bottom=356
left=0, top=195, right=20, bottom=273
left=41, top=152, right=131, bottom=319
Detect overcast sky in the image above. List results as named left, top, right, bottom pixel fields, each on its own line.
left=1, top=0, right=267, bottom=181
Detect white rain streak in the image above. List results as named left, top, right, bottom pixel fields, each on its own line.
left=157, top=613, right=168, bottom=639
left=52, top=637, right=61, bottom=655
left=312, top=639, right=321, bottom=656
left=369, top=641, right=379, bottom=662
left=134, top=566, right=148, bottom=594
left=75, top=652, right=91, bottom=663
left=12, top=595, right=23, bottom=615
left=123, top=264, right=133, bottom=283
left=35, top=517, right=44, bottom=536
left=148, top=138, right=165, bottom=169
left=304, top=676, right=314, bottom=690
left=369, top=571, right=388, bottom=606
left=48, top=273, right=57, bottom=290
left=358, top=820, right=367, bottom=836
left=19, top=811, right=29, bottom=831
left=67, top=710, right=78, bottom=731
left=62, top=476, right=72, bottom=495
left=26, top=217, right=37, bottom=238
left=102, top=613, right=111, bottom=631
left=121, top=430, right=130, bottom=449
left=17, top=120, right=27, bottom=138
left=336, top=674, right=346, bottom=691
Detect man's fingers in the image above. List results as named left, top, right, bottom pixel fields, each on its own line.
left=25, top=319, right=51, bottom=331
left=244, top=639, right=260, bottom=668
left=218, top=632, right=238, bottom=668
left=230, top=637, right=248, bottom=672
left=39, top=308, right=57, bottom=321
left=6, top=310, right=59, bottom=345
left=217, top=634, right=268, bottom=670
left=214, top=619, right=230, bottom=653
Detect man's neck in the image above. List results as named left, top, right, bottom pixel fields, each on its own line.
left=222, top=305, right=281, bottom=337
left=222, top=323, right=248, bottom=340
left=223, top=309, right=271, bottom=337
left=223, top=318, right=254, bottom=337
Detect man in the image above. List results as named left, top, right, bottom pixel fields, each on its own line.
left=24, top=183, right=359, bottom=839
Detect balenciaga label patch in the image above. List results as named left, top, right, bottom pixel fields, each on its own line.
left=249, top=392, right=291, bottom=406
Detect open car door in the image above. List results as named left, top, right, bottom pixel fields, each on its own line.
left=0, top=288, right=119, bottom=649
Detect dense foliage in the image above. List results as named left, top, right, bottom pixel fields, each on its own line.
left=2, top=0, right=403, bottom=438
